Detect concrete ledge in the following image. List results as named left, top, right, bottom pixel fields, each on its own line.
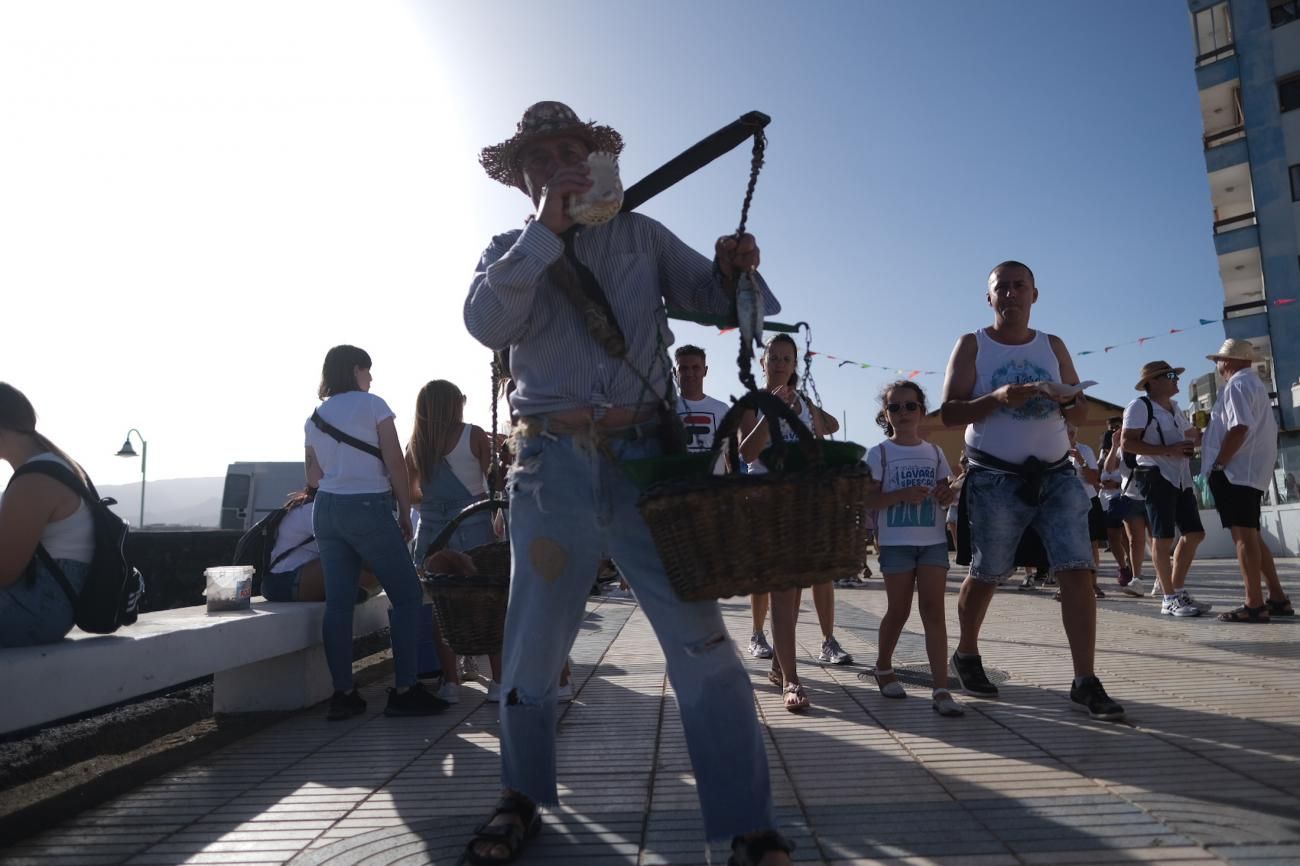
left=0, top=594, right=390, bottom=735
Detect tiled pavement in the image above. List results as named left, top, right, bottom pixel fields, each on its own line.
left=4, top=559, right=1299, bottom=866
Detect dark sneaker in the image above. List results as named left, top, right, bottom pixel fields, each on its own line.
left=1069, top=676, right=1125, bottom=722
left=326, top=689, right=367, bottom=721
left=951, top=652, right=999, bottom=696
left=384, top=682, right=450, bottom=717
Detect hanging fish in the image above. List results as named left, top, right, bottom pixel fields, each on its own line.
left=735, top=269, right=764, bottom=351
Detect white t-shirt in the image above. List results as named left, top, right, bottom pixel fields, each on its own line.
left=676, top=394, right=730, bottom=453
left=963, top=329, right=1070, bottom=465
left=866, top=440, right=952, bottom=547
left=1070, top=442, right=1099, bottom=499
left=304, top=391, right=395, bottom=495
left=1098, top=466, right=1124, bottom=507
left=745, top=396, right=814, bottom=476
left=268, top=502, right=319, bottom=574
left=1202, top=368, right=1278, bottom=492
left=14, top=453, right=95, bottom=562
left=1123, top=396, right=1192, bottom=489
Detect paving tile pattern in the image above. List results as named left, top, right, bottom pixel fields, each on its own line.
left=3, top=560, right=1299, bottom=865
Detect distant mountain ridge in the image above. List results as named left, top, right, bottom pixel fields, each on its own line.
left=98, top=476, right=224, bottom=528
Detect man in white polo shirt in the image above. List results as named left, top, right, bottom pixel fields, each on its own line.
left=1201, top=339, right=1293, bottom=623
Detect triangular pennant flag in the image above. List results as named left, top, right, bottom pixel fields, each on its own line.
left=1137, top=336, right=1153, bottom=345
left=1104, top=346, right=1116, bottom=353
left=1199, top=318, right=1218, bottom=325
left=1169, top=328, right=1183, bottom=334
left=861, top=364, right=871, bottom=369
left=718, top=327, right=736, bottom=334
left=1275, top=298, right=1297, bottom=305
left=907, top=370, right=922, bottom=379
left=837, top=360, right=853, bottom=367
left=1078, top=350, right=1094, bottom=356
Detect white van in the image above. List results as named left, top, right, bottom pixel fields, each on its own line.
left=220, top=462, right=307, bottom=530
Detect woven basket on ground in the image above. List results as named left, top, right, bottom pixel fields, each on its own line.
left=420, top=499, right=509, bottom=656
left=638, top=390, right=870, bottom=602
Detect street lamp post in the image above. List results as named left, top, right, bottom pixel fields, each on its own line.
left=115, top=429, right=148, bottom=528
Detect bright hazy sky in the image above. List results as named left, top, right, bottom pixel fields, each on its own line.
left=1, top=1, right=1220, bottom=489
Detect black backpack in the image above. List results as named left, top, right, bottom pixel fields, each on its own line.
left=1122, top=397, right=1157, bottom=470
left=232, top=505, right=314, bottom=587
left=15, top=460, right=145, bottom=634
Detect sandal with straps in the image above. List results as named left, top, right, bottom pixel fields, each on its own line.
left=782, top=683, right=810, bottom=713
left=461, top=791, right=542, bottom=865
left=1218, top=604, right=1271, bottom=624
left=767, top=660, right=784, bottom=688
left=1267, top=597, right=1295, bottom=617
left=872, top=668, right=906, bottom=699
left=728, top=829, right=796, bottom=866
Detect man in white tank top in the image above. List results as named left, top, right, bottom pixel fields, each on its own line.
left=940, top=261, right=1124, bottom=722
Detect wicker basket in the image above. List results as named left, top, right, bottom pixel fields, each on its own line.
left=638, top=391, right=871, bottom=602
left=420, top=499, right=510, bottom=656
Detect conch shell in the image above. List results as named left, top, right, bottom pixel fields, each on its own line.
left=567, top=152, right=623, bottom=225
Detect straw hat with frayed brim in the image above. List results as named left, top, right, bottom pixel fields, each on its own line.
left=479, top=101, right=624, bottom=191
left=1134, top=360, right=1185, bottom=391
left=1206, top=338, right=1263, bottom=364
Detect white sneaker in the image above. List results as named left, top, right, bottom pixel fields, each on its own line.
left=437, top=682, right=460, bottom=704
left=1179, top=590, right=1212, bottom=613
left=1149, top=581, right=1162, bottom=598
left=1161, top=595, right=1201, bottom=617
left=1118, top=580, right=1144, bottom=598
left=486, top=681, right=502, bottom=703
left=748, top=632, right=774, bottom=659
left=557, top=682, right=574, bottom=703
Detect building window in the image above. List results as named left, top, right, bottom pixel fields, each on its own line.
left=1195, top=3, right=1235, bottom=64
left=1281, top=76, right=1300, bottom=113
left=1271, top=0, right=1300, bottom=29
left=1291, top=165, right=1300, bottom=201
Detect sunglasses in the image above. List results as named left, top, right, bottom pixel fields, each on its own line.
left=886, top=401, right=922, bottom=413
left=1158, top=371, right=1179, bottom=381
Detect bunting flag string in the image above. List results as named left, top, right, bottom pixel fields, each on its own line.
left=697, top=314, right=1229, bottom=378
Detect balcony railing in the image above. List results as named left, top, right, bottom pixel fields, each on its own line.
left=1204, top=124, right=1245, bottom=149
left=1214, top=211, right=1258, bottom=234
left=1196, top=42, right=1236, bottom=66
left=1272, top=0, right=1300, bottom=28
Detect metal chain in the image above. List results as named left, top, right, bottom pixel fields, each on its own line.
left=489, top=355, right=501, bottom=499
left=799, top=322, right=825, bottom=422
left=735, top=129, right=767, bottom=393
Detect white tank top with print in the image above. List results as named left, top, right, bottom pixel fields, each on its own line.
left=963, top=329, right=1070, bottom=465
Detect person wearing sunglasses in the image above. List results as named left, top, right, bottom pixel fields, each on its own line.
left=941, top=261, right=1124, bottom=722
left=864, top=382, right=963, bottom=716
left=1121, top=361, right=1208, bottom=618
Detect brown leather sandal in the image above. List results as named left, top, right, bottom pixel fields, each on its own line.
left=461, top=792, right=541, bottom=865
left=782, top=683, right=810, bottom=713
left=1218, top=604, right=1270, bottom=624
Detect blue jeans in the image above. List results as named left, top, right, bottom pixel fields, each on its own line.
left=966, top=465, right=1094, bottom=582
left=0, top=559, right=89, bottom=647
left=313, top=491, right=423, bottom=691
left=502, top=423, right=774, bottom=840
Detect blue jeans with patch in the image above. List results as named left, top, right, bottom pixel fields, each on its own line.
left=501, top=422, right=774, bottom=840
left=314, top=491, right=423, bottom=691
left=0, top=559, right=89, bottom=647
left=966, top=465, right=1094, bottom=582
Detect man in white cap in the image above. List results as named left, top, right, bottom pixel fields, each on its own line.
left=464, top=102, right=793, bottom=866
left=1121, top=361, right=1208, bottom=617
left=1201, top=339, right=1293, bottom=623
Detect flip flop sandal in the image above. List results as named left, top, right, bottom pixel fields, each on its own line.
left=1267, top=597, right=1295, bottom=617
left=872, top=668, right=906, bottom=699
left=728, top=829, right=796, bottom=866
left=461, top=793, right=542, bottom=865
left=782, top=683, right=810, bottom=713
left=1217, top=604, right=1271, bottom=624
left=931, top=689, right=965, bottom=717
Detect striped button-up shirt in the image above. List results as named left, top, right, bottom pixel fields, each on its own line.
left=464, top=213, right=780, bottom=418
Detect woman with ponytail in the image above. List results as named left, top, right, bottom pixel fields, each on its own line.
left=0, top=383, right=95, bottom=646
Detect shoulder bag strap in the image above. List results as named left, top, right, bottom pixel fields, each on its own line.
left=269, top=536, right=315, bottom=572
left=311, top=411, right=384, bottom=461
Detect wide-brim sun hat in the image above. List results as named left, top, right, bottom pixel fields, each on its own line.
left=1134, top=360, right=1186, bottom=391
left=479, top=101, right=624, bottom=191
left=1206, top=338, right=1263, bottom=363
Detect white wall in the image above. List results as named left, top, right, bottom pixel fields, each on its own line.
left=1194, top=504, right=1300, bottom=557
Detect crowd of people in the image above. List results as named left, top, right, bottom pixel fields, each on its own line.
left=0, top=100, right=1294, bottom=866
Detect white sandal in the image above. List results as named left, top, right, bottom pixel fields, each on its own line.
left=872, top=668, right=907, bottom=699
left=932, top=688, right=965, bottom=717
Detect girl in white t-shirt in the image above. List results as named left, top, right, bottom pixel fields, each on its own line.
left=1103, top=444, right=1150, bottom=596
left=864, top=381, right=963, bottom=717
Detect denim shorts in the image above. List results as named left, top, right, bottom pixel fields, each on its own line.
left=879, top=542, right=950, bottom=574
left=261, top=566, right=303, bottom=602
left=1, top=558, right=89, bottom=647
left=966, top=465, right=1095, bottom=582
